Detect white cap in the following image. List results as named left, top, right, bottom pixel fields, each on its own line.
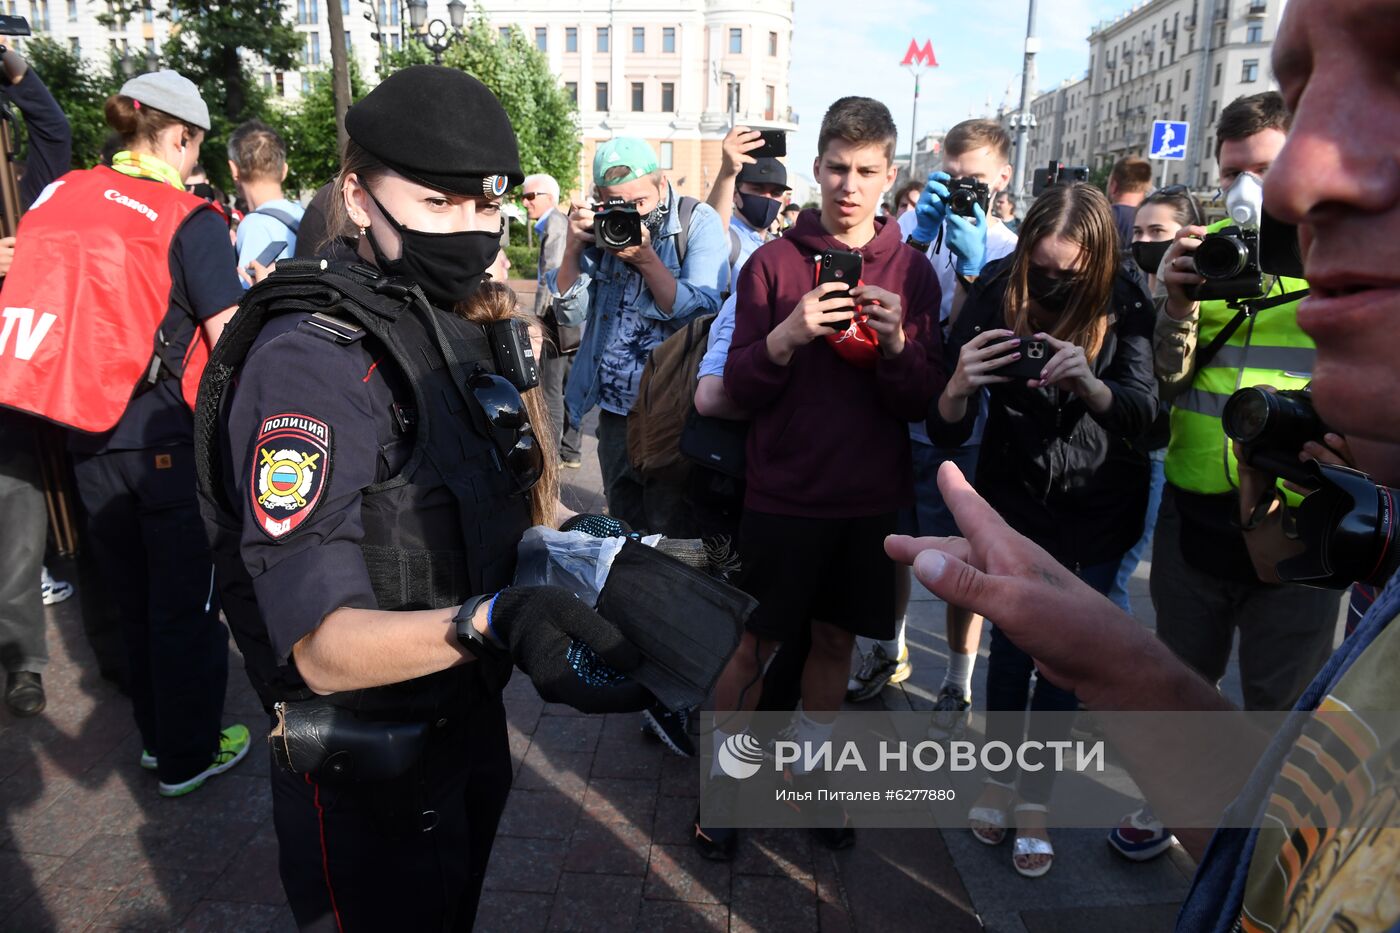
left=119, top=70, right=210, bottom=132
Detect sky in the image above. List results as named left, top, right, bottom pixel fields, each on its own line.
left=785, top=0, right=1131, bottom=181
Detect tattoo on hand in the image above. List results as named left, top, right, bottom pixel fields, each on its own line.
left=1033, top=565, right=1067, bottom=590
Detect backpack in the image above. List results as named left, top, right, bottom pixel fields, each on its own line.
left=626, top=312, right=716, bottom=475
left=253, top=205, right=302, bottom=234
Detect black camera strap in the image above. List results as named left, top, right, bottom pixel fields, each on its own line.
left=1194, top=285, right=1310, bottom=374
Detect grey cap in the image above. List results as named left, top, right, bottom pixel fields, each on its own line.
left=119, top=70, right=210, bottom=131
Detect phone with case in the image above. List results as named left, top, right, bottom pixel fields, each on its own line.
left=815, top=249, right=862, bottom=330
left=999, top=337, right=1052, bottom=381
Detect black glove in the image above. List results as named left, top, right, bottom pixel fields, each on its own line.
left=488, top=585, right=652, bottom=713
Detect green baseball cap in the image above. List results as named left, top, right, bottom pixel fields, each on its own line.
left=593, top=137, right=659, bottom=187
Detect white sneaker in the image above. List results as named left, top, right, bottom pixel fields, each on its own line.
left=41, top=567, right=74, bottom=606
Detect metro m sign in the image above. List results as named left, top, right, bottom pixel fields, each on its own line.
left=902, top=39, right=937, bottom=67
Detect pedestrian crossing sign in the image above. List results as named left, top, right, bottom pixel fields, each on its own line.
left=1150, top=120, right=1189, bottom=160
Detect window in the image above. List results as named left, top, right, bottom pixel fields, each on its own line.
left=344, top=30, right=351, bottom=51
left=66, top=0, right=74, bottom=19
left=764, top=84, right=775, bottom=120
left=535, top=27, right=546, bottom=50
left=142, top=2, right=152, bottom=23
left=565, top=26, right=577, bottom=52
left=1183, top=68, right=1191, bottom=91
left=662, top=27, right=675, bottom=53
left=659, top=141, right=673, bottom=170
left=390, top=33, right=400, bottom=50
left=296, top=0, right=316, bottom=24
left=301, top=74, right=311, bottom=94
left=1155, top=82, right=1161, bottom=102
left=565, top=82, right=577, bottom=103
left=1246, top=22, right=1263, bottom=42
left=661, top=82, right=674, bottom=112
left=1210, top=98, right=1218, bottom=122
left=1180, top=104, right=1188, bottom=121
left=597, top=26, right=609, bottom=52
left=341, top=0, right=349, bottom=13
left=68, top=36, right=77, bottom=54
left=768, top=30, right=777, bottom=55
left=276, top=71, right=285, bottom=98
left=309, top=32, right=320, bottom=65
left=1214, top=61, right=1223, bottom=86
left=263, top=71, right=273, bottom=92
left=1166, top=78, right=1173, bottom=99
left=499, top=26, right=510, bottom=42
left=631, top=81, right=644, bottom=111
left=382, top=0, right=397, bottom=26
left=595, top=81, right=608, bottom=111
left=632, top=26, right=644, bottom=52
left=1241, top=59, right=1258, bottom=82
left=728, top=28, right=741, bottom=54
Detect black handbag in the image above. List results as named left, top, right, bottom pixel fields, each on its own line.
left=678, top=408, right=748, bottom=480
left=270, top=699, right=431, bottom=783
left=542, top=301, right=581, bottom=355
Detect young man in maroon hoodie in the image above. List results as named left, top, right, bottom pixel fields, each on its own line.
left=694, top=97, right=946, bottom=859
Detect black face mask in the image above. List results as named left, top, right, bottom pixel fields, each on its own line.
left=363, top=189, right=502, bottom=307
left=1132, top=240, right=1173, bottom=277
left=1026, top=265, right=1075, bottom=315
left=736, top=192, right=782, bottom=232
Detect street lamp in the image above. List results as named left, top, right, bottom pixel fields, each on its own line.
left=406, top=0, right=466, bottom=65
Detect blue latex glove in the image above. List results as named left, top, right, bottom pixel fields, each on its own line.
left=945, top=202, right=990, bottom=276
left=912, top=171, right=951, bottom=243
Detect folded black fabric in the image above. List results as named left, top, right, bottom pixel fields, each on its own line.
left=595, top=540, right=755, bottom=711
left=271, top=700, right=430, bottom=782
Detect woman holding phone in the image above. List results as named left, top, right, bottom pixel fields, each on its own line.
left=927, top=183, right=1158, bottom=877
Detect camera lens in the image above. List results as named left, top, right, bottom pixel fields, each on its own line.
left=1194, top=235, right=1250, bottom=280
left=1223, top=387, right=1273, bottom=444
left=1223, top=387, right=1324, bottom=450
left=947, top=189, right=974, bottom=214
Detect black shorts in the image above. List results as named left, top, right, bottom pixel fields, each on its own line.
left=736, top=509, right=899, bottom=642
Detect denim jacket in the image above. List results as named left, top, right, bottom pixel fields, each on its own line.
left=545, top=184, right=727, bottom=424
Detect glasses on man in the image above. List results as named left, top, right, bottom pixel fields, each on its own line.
left=466, top=370, right=543, bottom=492
left=522, top=192, right=549, bottom=201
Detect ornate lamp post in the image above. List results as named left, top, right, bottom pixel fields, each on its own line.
left=406, top=0, right=466, bottom=65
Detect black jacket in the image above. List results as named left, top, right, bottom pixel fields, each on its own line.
left=928, top=256, right=1159, bottom=568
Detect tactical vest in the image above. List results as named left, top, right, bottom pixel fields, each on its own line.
left=194, top=259, right=529, bottom=714
left=0, top=166, right=210, bottom=432
left=1164, top=218, right=1313, bottom=497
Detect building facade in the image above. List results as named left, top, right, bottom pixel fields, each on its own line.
left=1000, top=0, right=1286, bottom=194
left=11, top=0, right=795, bottom=202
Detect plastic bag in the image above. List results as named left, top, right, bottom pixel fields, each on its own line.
left=513, top=526, right=662, bottom=607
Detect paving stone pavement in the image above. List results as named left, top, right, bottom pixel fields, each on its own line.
left=4, top=393, right=1273, bottom=931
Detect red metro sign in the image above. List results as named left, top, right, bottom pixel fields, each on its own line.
left=902, top=39, right=938, bottom=67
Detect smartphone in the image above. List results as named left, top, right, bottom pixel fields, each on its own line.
left=749, top=129, right=787, bottom=159
left=251, top=241, right=287, bottom=269
left=999, top=337, right=1051, bottom=381
left=816, top=249, right=861, bottom=330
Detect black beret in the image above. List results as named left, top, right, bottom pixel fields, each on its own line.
left=736, top=157, right=790, bottom=190
left=345, top=65, right=524, bottom=196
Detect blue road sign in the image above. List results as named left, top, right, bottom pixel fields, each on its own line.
left=1150, top=120, right=1190, bottom=160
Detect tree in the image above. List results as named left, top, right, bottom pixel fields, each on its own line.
left=20, top=38, right=119, bottom=171
left=103, top=0, right=301, bottom=188
left=271, top=62, right=370, bottom=196
left=385, top=15, right=579, bottom=195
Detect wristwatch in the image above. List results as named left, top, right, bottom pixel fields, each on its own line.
left=905, top=233, right=932, bottom=252
left=454, top=593, right=509, bottom=661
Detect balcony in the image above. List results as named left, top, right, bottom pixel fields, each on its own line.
left=1215, top=3, right=1230, bottom=20
left=1247, top=0, right=1266, bottom=14
left=1183, top=14, right=1197, bottom=29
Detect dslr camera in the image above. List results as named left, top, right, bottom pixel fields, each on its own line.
left=1031, top=161, right=1089, bottom=196
left=1190, top=225, right=1263, bottom=301
left=944, top=176, right=991, bottom=218
left=1223, top=386, right=1325, bottom=485
left=593, top=198, right=643, bottom=250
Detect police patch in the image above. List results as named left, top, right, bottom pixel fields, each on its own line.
left=250, top=413, right=331, bottom=540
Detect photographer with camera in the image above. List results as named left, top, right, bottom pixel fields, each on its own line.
left=929, top=182, right=1156, bottom=877
left=847, top=121, right=1019, bottom=716
left=548, top=138, right=727, bottom=532
left=1149, top=92, right=1342, bottom=724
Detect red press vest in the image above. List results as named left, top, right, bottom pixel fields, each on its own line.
left=0, top=165, right=210, bottom=433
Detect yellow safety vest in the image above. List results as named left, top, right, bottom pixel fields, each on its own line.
left=1164, top=218, right=1313, bottom=496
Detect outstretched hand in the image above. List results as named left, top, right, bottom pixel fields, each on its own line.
left=885, top=462, right=1140, bottom=701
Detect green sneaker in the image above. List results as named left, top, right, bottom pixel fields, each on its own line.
left=158, top=724, right=251, bottom=798
left=140, top=749, right=157, bottom=771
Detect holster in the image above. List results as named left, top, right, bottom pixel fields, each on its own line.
left=270, top=699, right=431, bottom=783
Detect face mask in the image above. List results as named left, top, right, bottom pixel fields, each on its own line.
left=1132, top=240, right=1173, bottom=277
left=1026, top=265, right=1075, bottom=315
left=641, top=187, right=669, bottom=235
left=1226, top=171, right=1265, bottom=228
left=736, top=193, right=782, bottom=231
left=363, top=189, right=502, bottom=307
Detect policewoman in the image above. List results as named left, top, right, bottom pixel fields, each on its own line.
left=194, top=66, right=649, bottom=931
left=0, top=71, right=249, bottom=794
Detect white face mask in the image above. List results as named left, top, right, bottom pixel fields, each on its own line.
left=1226, top=171, right=1265, bottom=228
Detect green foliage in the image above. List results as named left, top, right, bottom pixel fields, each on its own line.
left=101, top=0, right=301, bottom=191
left=385, top=13, right=580, bottom=195
left=503, top=243, right=537, bottom=278
left=269, top=62, right=371, bottom=197
left=21, top=37, right=122, bottom=170
left=1088, top=162, right=1112, bottom=193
